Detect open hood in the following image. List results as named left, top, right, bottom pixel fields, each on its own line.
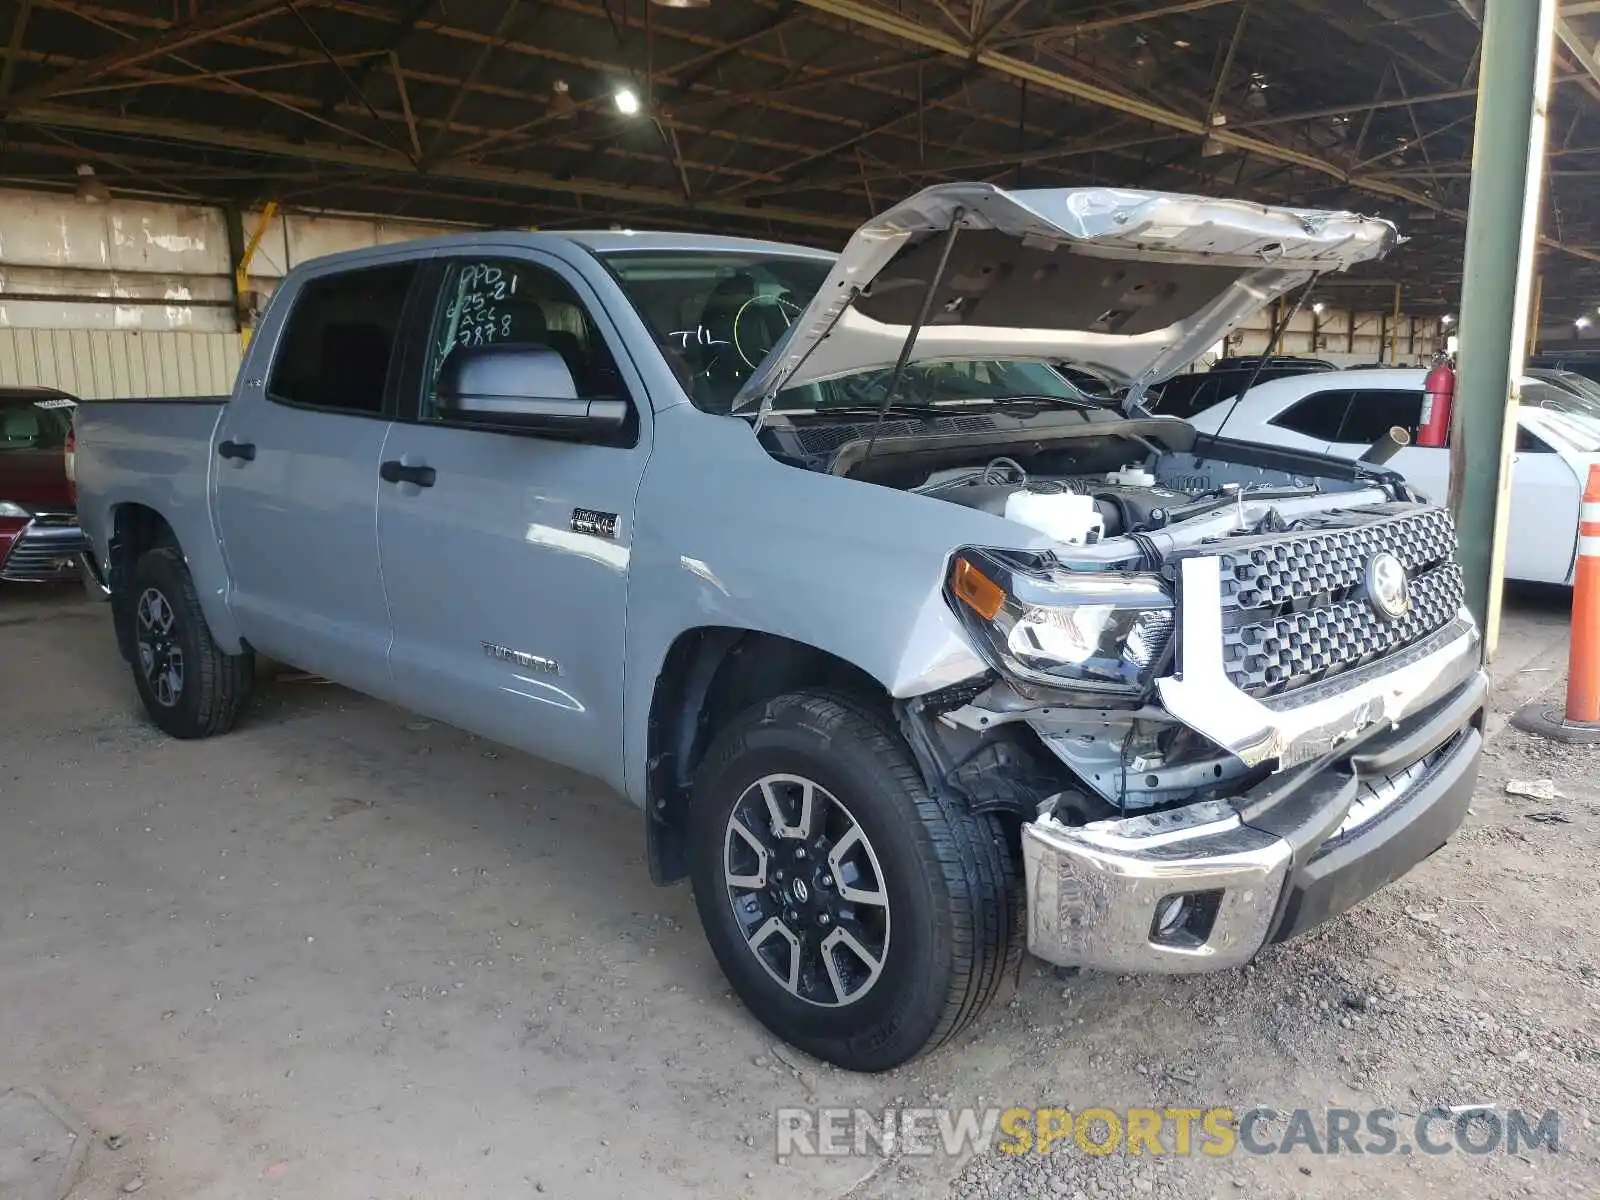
left=731, top=184, right=1397, bottom=417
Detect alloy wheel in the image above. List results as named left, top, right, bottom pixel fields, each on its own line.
left=722, top=773, right=891, bottom=1008
left=135, top=587, right=185, bottom=708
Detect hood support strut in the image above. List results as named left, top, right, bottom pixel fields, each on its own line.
left=857, top=209, right=965, bottom=473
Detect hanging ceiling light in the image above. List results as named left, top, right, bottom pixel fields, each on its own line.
left=614, top=87, right=641, bottom=116
left=651, top=0, right=710, bottom=8
left=1246, top=71, right=1270, bottom=111
left=1131, top=35, right=1156, bottom=82
left=549, top=78, right=576, bottom=117
left=74, top=163, right=110, bottom=204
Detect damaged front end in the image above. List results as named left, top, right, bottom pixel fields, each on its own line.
left=898, top=500, right=1488, bottom=974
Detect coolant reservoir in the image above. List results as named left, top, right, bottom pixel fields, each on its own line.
left=1004, top=490, right=1105, bottom=545
left=1105, top=464, right=1156, bottom=487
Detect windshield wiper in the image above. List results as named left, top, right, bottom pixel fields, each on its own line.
left=779, top=394, right=1101, bottom=421
left=794, top=404, right=939, bottom=420
left=946, top=393, right=1101, bottom=414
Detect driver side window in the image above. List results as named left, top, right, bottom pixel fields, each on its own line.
left=419, top=258, right=625, bottom=422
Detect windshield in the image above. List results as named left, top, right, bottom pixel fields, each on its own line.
left=0, top=399, right=72, bottom=452
left=1522, top=381, right=1600, bottom=450
left=599, top=248, right=1089, bottom=416
left=1523, top=380, right=1600, bottom=424
left=600, top=250, right=828, bottom=414
left=771, top=358, right=1082, bottom=412
left=1534, top=370, right=1600, bottom=406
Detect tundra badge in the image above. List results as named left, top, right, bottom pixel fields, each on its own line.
left=481, top=642, right=560, bottom=675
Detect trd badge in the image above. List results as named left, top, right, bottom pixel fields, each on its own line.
left=571, top=508, right=619, bottom=539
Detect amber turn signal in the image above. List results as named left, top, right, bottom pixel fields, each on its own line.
left=951, top=557, right=1005, bottom=621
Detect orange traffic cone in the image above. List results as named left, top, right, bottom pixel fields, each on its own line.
left=1514, top=463, right=1600, bottom=742
left=1567, top=464, right=1600, bottom=724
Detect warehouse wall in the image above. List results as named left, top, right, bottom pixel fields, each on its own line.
left=0, top=189, right=468, bottom=399
left=1215, top=304, right=1443, bottom=368
left=0, top=186, right=1445, bottom=397
left=0, top=328, right=240, bottom=398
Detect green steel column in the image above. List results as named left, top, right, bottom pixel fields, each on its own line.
left=1450, top=0, right=1556, bottom=657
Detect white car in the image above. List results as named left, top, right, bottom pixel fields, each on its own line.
left=1186, top=368, right=1600, bottom=585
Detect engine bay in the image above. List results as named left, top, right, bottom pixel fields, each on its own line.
left=911, top=457, right=1198, bottom=542
left=759, top=407, right=1394, bottom=546
left=756, top=406, right=1430, bottom=825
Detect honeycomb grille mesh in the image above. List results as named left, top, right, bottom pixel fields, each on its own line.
left=1219, top=508, right=1456, bottom=611
left=1215, top=509, right=1461, bottom=698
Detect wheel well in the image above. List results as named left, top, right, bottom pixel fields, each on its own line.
left=107, top=504, right=176, bottom=662
left=644, top=629, right=886, bottom=885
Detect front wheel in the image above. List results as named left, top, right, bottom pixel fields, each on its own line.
left=127, top=544, right=253, bottom=738
left=687, top=690, right=1021, bottom=1072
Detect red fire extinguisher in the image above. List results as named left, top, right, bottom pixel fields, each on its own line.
left=1417, top=356, right=1456, bottom=448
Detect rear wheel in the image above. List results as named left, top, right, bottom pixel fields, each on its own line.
left=687, top=690, right=1021, bottom=1072
left=128, top=544, right=253, bottom=738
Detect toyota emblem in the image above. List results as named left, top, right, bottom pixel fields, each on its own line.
left=1364, top=551, right=1410, bottom=619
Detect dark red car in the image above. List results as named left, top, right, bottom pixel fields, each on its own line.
left=0, top=387, right=90, bottom=583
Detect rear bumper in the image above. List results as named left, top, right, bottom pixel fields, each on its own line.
left=1021, top=668, right=1486, bottom=973
left=0, top=514, right=91, bottom=583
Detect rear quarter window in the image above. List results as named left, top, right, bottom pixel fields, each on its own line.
left=1338, top=389, right=1425, bottom=444
left=1269, top=390, right=1350, bottom=441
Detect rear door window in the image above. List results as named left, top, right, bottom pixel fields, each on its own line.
left=1270, top=390, right=1351, bottom=441
left=267, top=263, right=417, bottom=416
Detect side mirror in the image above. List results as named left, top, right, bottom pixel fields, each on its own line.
left=435, top=344, right=629, bottom=439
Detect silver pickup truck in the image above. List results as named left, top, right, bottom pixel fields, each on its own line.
left=75, top=184, right=1487, bottom=1072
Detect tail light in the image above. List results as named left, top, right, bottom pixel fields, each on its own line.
left=64, top=424, right=77, bottom=506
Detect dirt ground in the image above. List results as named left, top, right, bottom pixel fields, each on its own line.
left=0, top=584, right=1594, bottom=1200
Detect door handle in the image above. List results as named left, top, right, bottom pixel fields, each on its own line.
left=380, top=459, right=436, bottom=488
left=218, top=439, right=256, bottom=462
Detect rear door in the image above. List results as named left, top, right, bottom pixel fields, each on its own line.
left=1504, top=422, right=1582, bottom=584
left=1322, top=387, right=1425, bottom=452
left=213, top=260, right=419, bottom=697
left=1321, top=386, right=1450, bottom=500
left=1325, top=388, right=1577, bottom=583
left=374, top=250, right=650, bottom=787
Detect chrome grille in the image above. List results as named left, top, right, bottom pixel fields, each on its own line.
left=1221, top=508, right=1456, bottom=610
left=1214, top=507, right=1461, bottom=698
left=1, top=520, right=89, bottom=582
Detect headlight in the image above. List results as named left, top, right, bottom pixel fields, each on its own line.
left=0, top=500, right=29, bottom=519
left=947, top=548, right=1174, bottom=693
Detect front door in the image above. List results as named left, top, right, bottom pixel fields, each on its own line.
left=375, top=251, right=650, bottom=787
left=213, top=260, right=419, bottom=697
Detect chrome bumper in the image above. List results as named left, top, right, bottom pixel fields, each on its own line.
left=1021, top=565, right=1485, bottom=973
left=1023, top=801, right=1292, bottom=972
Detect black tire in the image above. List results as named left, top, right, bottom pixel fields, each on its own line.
left=127, top=543, right=253, bottom=739
left=687, top=690, right=1021, bottom=1072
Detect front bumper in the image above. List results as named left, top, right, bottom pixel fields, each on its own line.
left=0, top=513, right=90, bottom=583
left=1021, top=661, right=1486, bottom=973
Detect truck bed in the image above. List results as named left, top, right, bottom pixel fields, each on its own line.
left=72, top=398, right=231, bottom=641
